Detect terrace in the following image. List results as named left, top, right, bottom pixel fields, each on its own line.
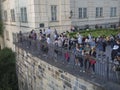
left=13, top=31, right=120, bottom=86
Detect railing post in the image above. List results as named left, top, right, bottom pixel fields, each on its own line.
left=106, top=57, right=109, bottom=80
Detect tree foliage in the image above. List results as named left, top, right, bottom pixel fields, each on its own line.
left=0, top=48, right=18, bottom=90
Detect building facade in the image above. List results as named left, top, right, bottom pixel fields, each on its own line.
left=1, top=0, right=120, bottom=49
left=70, top=0, right=120, bottom=29
left=1, top=0, right=71, bottom=49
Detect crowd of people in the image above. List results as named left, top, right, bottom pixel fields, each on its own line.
left=18, top=28, right=120, bottom=73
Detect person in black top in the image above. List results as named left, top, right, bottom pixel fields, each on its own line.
left=111, top=38, right=120, bottom=62
left=116, top=39, right=120, bottom=52
left=111, top=45, right=119, bottom=61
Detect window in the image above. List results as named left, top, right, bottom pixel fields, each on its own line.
left=110, top=7, right=117, bottom=17
left=83, top=8, right=87, bottom=18
left=79, top=8, right=87, bottom=19
left=96, top=7, right=103, bottom=18
left=20, top=7, right=28, bottom=23
left=51, top=5, right=57, bottom=21
left=4, top=10, right=7, bottom=21
left=79, top=8, right=82, bottom=18
left=100, top=8, right=103, bottom=17
left=11, top=9, right=15, bottom=22
left=6, top=30, right=9, bottom=40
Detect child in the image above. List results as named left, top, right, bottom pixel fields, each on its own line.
left=65, top=51, right=70, bottom=63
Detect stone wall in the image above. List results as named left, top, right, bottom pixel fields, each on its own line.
left=15, top=46, right=106, bottom=90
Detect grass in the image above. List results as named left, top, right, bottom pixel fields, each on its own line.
left=69, top=29, right=120, bottom=38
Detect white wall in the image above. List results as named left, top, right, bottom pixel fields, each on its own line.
left=70, top=0, right=120, bottom=27
left=1, top=0, right=37, bottom=49
left=33, top=0, right=71, bottom=31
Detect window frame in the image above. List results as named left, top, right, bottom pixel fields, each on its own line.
left=10, top=9, right=15, bottom=22
left=78, top=7, right=87, bottom=19
left=51, top=5, right=57, bottom=21
left=4, top=10, right=7, bottom=21
left=20, top=7, right=28, bottom=23
left=96, top=7, right=103, bottom=18
left=110, top=7, right=117, bottom=17
left=6, top=30, right=9, bottom=41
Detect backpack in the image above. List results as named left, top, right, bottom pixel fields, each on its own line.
left=75, top=49, right=82, bottom=57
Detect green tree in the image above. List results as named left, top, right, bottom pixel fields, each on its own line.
left=0, top=48, right=18, bottom=90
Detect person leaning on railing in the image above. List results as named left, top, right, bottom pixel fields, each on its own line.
left=74, top=43, right=80, bottom=66
left=111, top=45, right=119, bottom=62
left=113, top=38, right=120, bottom=71
left=115, top=53, right=120, bottom=71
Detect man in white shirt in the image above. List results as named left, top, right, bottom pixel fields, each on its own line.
left=78, top=34, right=82, bottom=44
left=47, top=35, right=51, bottom=44
left=46, top=27, right=51, bottom=36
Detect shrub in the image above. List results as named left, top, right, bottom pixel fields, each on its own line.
left=0, top=48, right=18, bottom=90
left=69, top=29, right=120, bottom=38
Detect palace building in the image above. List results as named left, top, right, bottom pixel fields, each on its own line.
left=1, top=0, right=120, bottom=48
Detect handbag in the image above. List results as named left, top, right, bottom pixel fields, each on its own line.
left=90, top=59, right=96, bottom=65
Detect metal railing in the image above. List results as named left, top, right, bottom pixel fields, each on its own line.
left=13, top=33, right=120, bottom=84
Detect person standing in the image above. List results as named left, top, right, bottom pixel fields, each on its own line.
left=46, top=27, right=51, bottom=37
left=111, top=45, right=119, bottom=61
left=78, top=33, right=82, bottom=44
left=88, top=56, right=96, bottom=74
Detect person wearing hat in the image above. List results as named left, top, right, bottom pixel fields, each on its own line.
left=111, top=39, right=120, bottom=61
left=111, top=45, right=119, bottom=62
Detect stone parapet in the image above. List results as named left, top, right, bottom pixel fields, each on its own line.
left=15, top=46, right=120, bottom=90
